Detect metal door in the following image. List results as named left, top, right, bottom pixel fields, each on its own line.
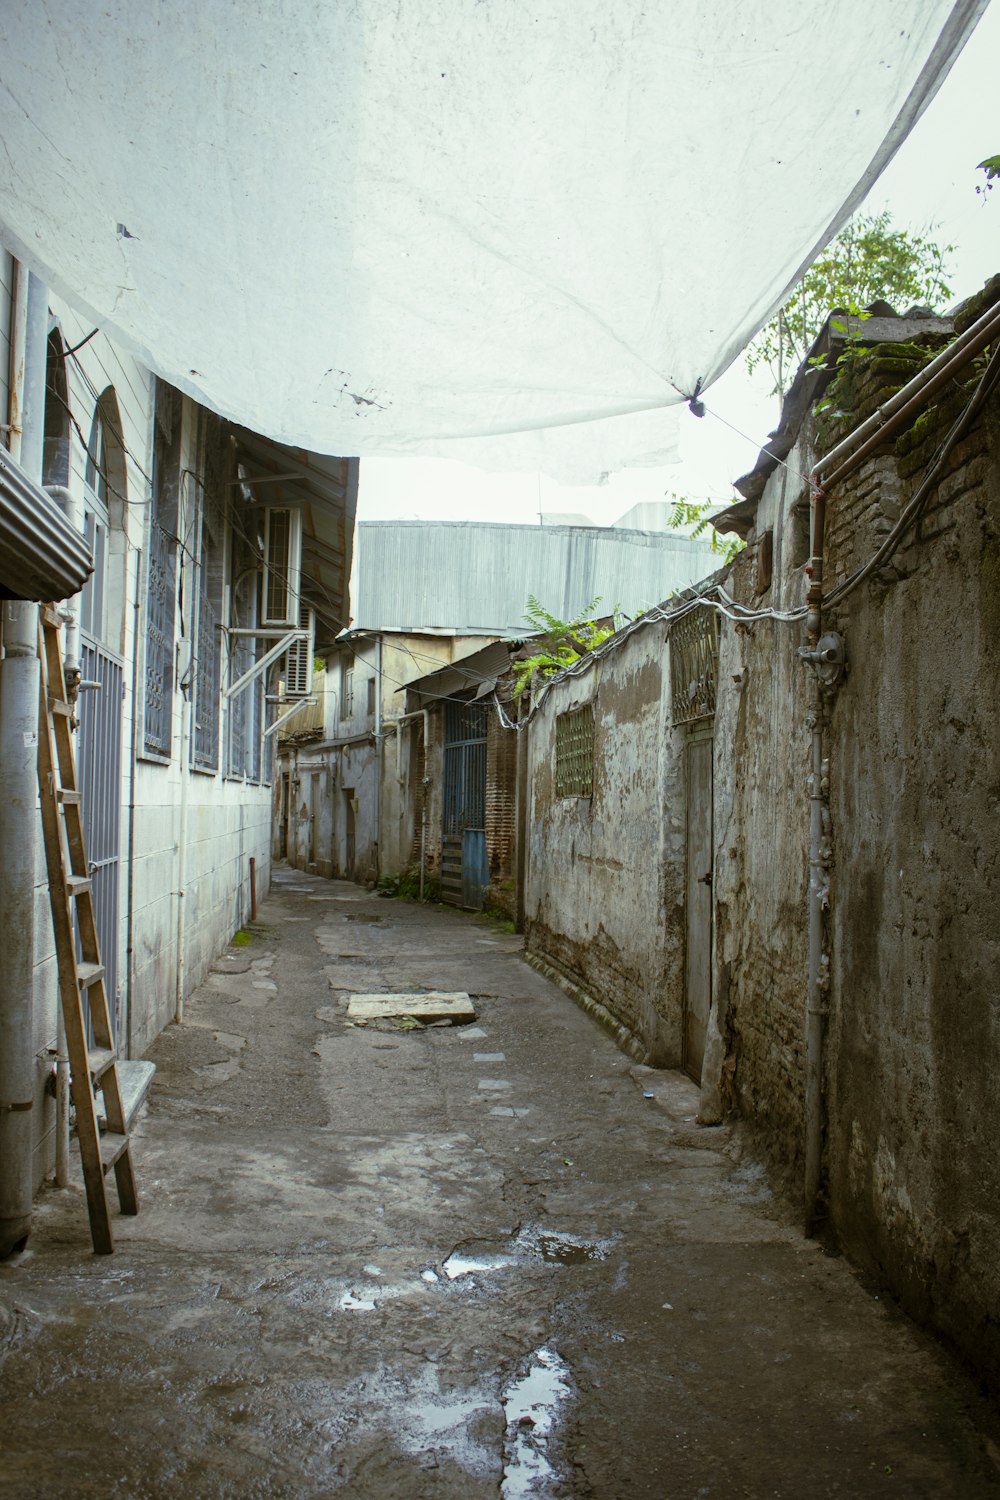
left=76, top=631, right=124, bottom=1043
left=683, top=732, right=713, bottom=1081
left=441, top=701, right=488, bottom=909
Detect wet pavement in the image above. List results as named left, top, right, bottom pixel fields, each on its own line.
left=2, top=868, right=1000, bottom=1499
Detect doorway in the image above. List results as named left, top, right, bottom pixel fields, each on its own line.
left=441, top=700, right=489, bottom=910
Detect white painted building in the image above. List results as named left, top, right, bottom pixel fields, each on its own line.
left=0, top=249, right=356, bottom=1247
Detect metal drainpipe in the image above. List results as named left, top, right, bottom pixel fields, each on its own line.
left=802, top=491, right=826, bottom=1233
left=419, top=708, right=430, bottom=899
left=0, top=266, right=45, bottom=1253
left=176, top=473, right=202, bottom=1025
left=374, top=636, right=383, bottom=878
left=799, top=489, right=846, bottom=1235
left=125, top=546, right=142, bottom=1058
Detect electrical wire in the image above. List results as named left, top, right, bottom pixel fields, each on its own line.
left=824, top=338, right=1000, bottom=609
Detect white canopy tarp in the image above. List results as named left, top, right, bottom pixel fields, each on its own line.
left=0, top=1, right=985, bottom=480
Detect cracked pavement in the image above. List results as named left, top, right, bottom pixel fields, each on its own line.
left=1, top=868, right=999, bottom=1498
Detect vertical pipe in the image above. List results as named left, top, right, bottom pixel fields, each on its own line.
left=176, top=686, right=191, bottom=1024
left=125, top=546, right=142, bottom=1060
left=0, top=265, right=44, bottom=1252
left=0, top=601, right=40, bottom=1252
left=803, top=488, right=827, bottom=1233
left=176, top=470, right=202, bottom=1025
left=373, top=636, right=383, bottom=878
left=249, top=857, right=257, bottom=922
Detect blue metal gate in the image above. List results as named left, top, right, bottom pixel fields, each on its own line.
left=77, top=632, right=124, bottom=1043
left=442, top=701, right=489, bottom=910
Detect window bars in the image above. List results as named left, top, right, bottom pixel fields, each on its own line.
left=669, top=605, right=719, bottom=726
left=144, top=519, right=175, bottom=755
left=555, top=704, right=594, bottom=798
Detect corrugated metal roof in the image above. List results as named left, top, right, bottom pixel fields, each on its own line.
left=351, top=520, right=719, bottom=632
left=404, top=639, right=513, bottom=704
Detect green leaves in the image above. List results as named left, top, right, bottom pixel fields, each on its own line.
left=976, top=153, right=1000, bottom=196
left=667, top=494, right=745, bottom=563
left=745, top=211, right=954, bottom=395
left=512, top=595, right=619, bottom=698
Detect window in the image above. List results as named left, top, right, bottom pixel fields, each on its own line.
left=367, top=675, right=376, bottom=715
left=756, top=528, right=774, bottom=594
left=555, top=705, right=594, bottom=798
left=43, top=329, right=71, bottom=488
left=341, top=658, right=354, bottom=717
left=192, top=411, right=226, bottom=770
left=669, top=606, right=719, bottom=727
left=85, top=404, right=110, bottom=506
left=144, top=380, right=181, bottom=756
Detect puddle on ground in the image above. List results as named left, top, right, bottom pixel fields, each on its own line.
left=338, top=1289, right=378, bottom=1310
left=520, top=1227, right=611, bottom=1266
left=442, top=1226, right=615, bottom=1282
left=501, top=1346, right=572, bottom=1499
left=345, top=914, right=385, bottom=924
left=442, top=1253, right=519, bottom=1281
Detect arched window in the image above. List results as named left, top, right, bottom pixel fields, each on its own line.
left=43, top=328, right=71, bottom=489
left=81, top=388, right=128, bottom=649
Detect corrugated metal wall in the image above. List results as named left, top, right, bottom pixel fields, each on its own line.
left=352, top=520, right=719, bottom=631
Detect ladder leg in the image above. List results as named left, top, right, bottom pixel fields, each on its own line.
left=36, top=609, right=140, bottom=1251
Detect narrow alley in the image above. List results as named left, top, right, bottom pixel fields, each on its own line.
left=2, top=870, right=998, bottom=1500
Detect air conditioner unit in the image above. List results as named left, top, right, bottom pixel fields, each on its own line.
left=283, top=601, right=315, bottom=698
left=261, top=506, right=302, bottom=626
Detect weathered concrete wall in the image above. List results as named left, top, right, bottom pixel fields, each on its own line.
left=524, top=627, right=687, bottom=1063
left=709, top=454, right=812, bottom=1170
left=710, top=289, right=1000, bottom=1387
left=823, top=359, right=1000, bottom=1386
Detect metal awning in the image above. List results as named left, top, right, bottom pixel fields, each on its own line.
left=231, top=428, right=358, bottom=647
left=403, top=640, right=514, bottom=707
left=0, top=447, right=92, bottom=601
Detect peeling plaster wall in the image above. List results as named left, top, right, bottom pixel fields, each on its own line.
left=823, top=396, right=1000, bottom=1386
left=524, top=626, right=686, bottom=1063
left=712, top=296, right=1000, bottom=1387
left=710, top=449, right=812, bottom=1168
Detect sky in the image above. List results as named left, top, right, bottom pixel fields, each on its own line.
left=358, top=4, right=998, bottom=530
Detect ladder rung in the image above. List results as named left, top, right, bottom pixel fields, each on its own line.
left=48, top=697, right=73, bottom=717
left=57, top=788, right=82, bottom=805
left=77, top=962, right=105, bottom=988
left=87, top=1047, right=117, bottom=1082
left=99, top=1133, right=130, bottom=1171
left=66, top=876, right=92, bottom=899
left=41, top=605, right=62, bottom=628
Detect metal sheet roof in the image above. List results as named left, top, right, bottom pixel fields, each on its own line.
left=403, top=639, right=513, bottom=704
left=351, top=520, right=720, bottom=633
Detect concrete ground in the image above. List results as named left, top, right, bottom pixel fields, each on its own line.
left=2, top=869, right=999, bottom=1500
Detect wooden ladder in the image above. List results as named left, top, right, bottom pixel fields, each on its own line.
left=36, top=605, right=138, bottom=1253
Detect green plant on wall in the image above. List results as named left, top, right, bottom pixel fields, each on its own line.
left=745, top=210, right=953, bottom=395
left=512, top=596, right=619, bottom=698
left=667, top=496, right=745, bottom=563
